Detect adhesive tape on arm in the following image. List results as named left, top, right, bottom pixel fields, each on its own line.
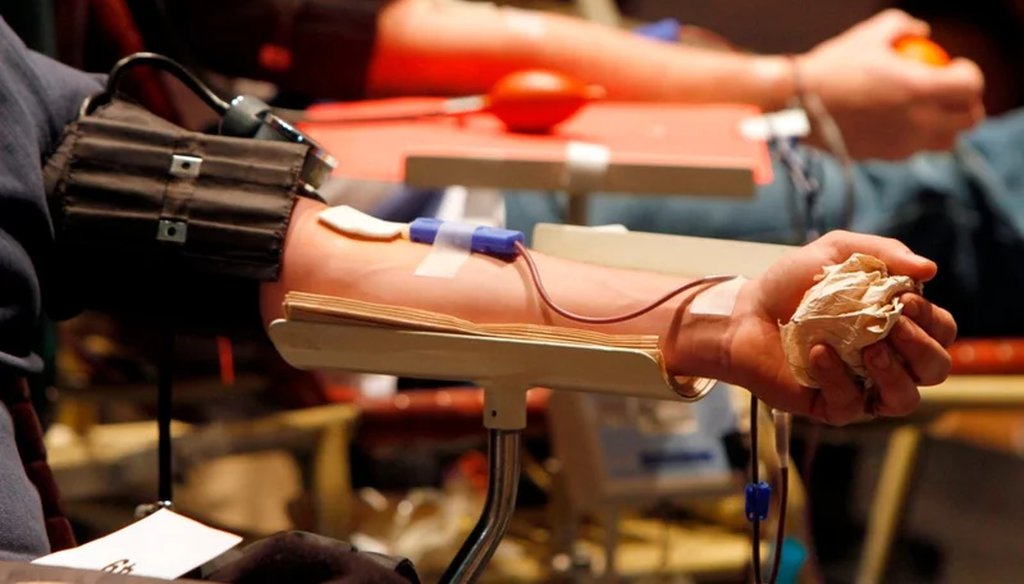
left=689, top=276, right=748, bottom=316
left=318, top=205, right=407, bottom=240
left=414, top=221, right=477, bottom=278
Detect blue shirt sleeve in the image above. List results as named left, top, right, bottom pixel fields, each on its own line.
left=0, top=16, right=102, bottom=375
left=505, top=110, right=1024, bottom=337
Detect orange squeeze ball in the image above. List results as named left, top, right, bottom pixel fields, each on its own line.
left=483, top=69, right=606, bottom=133
left=894, top=36, right=951, bottom=67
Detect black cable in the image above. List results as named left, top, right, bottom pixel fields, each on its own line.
left=92, top=52, right=230, bottom=115
left=157, top=326, right=174, bottom=504
left=761, top=78, right=854, bottom=584
left=750, top=395, right=790, bottom=584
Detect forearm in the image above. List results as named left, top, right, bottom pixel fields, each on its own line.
left=259, top=198, right=735, bottom=379
left=369, top=0, right=795, bottom=109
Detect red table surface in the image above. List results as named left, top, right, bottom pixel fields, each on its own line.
left=300, top=98, right=774, bottom=186
left=948, top=339, right=1024, bottom=375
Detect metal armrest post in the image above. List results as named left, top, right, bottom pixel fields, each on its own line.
left=440, top=384, right=527, bottom=584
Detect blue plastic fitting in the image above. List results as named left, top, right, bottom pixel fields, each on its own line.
left=745, top=481, right=772, bottom=522
left=409, top=218, right=525, bottom=258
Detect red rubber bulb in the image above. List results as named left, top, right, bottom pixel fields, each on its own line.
left=894, top=36, right=951, bottom=67
left=483, top=69, right=606, bottom=133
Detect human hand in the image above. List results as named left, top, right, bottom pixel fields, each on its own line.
left=795, top=9, right=984, bottom=160
left=727, top=231, right=957, bottom=425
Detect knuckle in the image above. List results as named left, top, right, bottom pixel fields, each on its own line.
left=818, top=229, right=847, bottom=244
left=878, top=8, right=909, bottom=22
left=913, top=298, right=932, bottom=326
left=894, top=317, right=920, bottom=344
left=893, top=237, right=915, bottom=255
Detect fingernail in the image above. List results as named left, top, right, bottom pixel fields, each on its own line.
left=870, top=347, right=891, bottom=370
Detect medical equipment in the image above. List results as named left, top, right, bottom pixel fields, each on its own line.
left=410, top=219, right=525, bottom=258
left=64, top=52, right=339, bottom=515
left=83, top=52, right=336, bottom=193
left=405, top=216, right=739, bottom=320
left=894, top=36, right=951, bottom=67
left=304, top=69, right=605, bottom=133
left=521, top=236, right=789, bottom=583
left=409, top=218, right=792, bottom=582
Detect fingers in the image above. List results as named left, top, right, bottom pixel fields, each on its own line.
left=914, top=101, right=984, bottom=149
left=925, top=58, right=986, bottom=107
left=860, top=300, right=954, bottom=417
left=800, top=343, right=931, bottom=423
left=888, top=316, right=952, bottom=385
left=807, top=344, right=868, bottom=425
left=863, top=341, right=922, bottom=416
left=815, top=231, right=938, bottom=281
left=900, top=293, right=957, bottom=347
left=868, top=9, right=930, bottom=40
left=909, top=60, right=986, bottom=151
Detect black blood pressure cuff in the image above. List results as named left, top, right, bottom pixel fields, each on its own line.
left=41, top=98, right=311, bottom=332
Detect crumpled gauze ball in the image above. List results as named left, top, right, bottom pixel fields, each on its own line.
left=779, top=253, right=921, bottom=388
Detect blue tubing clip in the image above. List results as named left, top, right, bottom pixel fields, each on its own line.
left=409, top=218, right=525, bottom=258
left=745, top=481, right=772, bottom=522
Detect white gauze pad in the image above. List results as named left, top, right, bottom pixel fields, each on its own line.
left=319, top=205, right=408, bottom=240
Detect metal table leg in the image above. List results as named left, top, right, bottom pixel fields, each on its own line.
left=855, top=425, right=923, bottom=584
left=566, top=193, right=590, bottom=227
left=440, top=429, right=522, bottom=584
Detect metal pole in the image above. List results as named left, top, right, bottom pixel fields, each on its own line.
left=157, top=328, right=174, bottom=504
left=439, top=429, right=522, bottom=584
left=565, top=193, right=590, bottom=227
